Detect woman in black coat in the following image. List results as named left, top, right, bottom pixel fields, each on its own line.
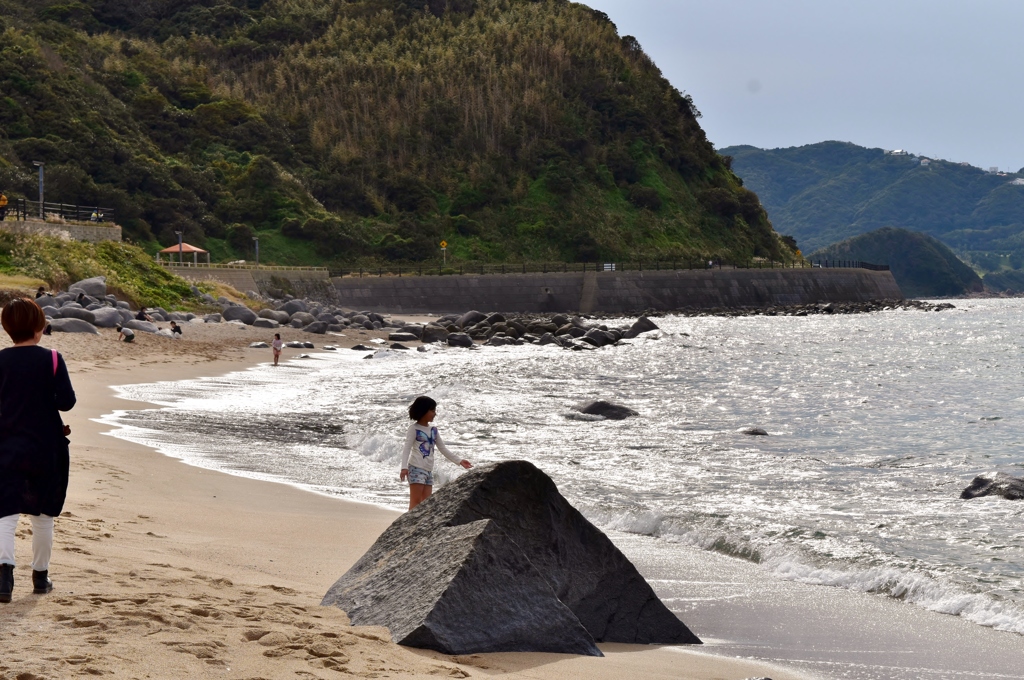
left=0, top=297, right=76, bottom=603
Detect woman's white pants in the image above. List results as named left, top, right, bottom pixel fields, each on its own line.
left=0, top=514, right=54, bottom=571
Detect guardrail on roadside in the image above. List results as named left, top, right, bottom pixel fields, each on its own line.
left=329, top=259, right=890, bottom=278
left=158, top=262, right=328, bottom=272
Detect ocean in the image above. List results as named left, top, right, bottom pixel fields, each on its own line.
left=100, top=298, right=1024, bottom=679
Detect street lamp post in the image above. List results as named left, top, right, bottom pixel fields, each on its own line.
left=32, top=162, right=44, bottom=219
left=253, top=236, right=259, bottom=268
left=175, top=230, right=183, bottom=264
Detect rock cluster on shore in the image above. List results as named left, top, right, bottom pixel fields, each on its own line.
left=38, top=276, right=201, bottom=335
left=322, top=461, right=700, bottom=656
left=647, top=299, right=955, bottom=318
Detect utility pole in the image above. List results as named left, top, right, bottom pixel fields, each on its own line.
left=32, top=162, right=44, bottom=219
left=253, top=236, right=259, bottom=268
left=175, top=230, right=183, bottom=264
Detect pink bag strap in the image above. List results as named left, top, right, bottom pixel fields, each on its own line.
left=52, top=349, right=58, bottom=377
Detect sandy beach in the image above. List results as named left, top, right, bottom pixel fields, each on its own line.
left=0, top=323, right=813, bottom=680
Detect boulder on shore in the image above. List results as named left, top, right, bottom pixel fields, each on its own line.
left=742, top=427, right=769, bottom=436
left=575, top=400, right=639, bottom=420
left=446, top=333, right=474, bottom=348
left=322, top=461, right=699, bottom=656
left=48, top=318, right=99, bottom=334
left=961, top=472, right=1024, bottom=500
left=222, top=306, right=258, bottom=325
left=68, top=276, right=107, bottom=298
left=126, top=319, right=159, bottom=333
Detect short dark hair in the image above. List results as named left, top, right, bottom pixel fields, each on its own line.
left=2, top=297, right=47, bottom=343
left=274, top=333, right=280, bottom=339
left=409, top=396, right=437, bottom=421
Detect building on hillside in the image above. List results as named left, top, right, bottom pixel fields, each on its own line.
left=887, top=149, right=910, bottom=156
left=920, top=158, right=931, bottom=166
left=1010, top=178, right=1024, bottom=186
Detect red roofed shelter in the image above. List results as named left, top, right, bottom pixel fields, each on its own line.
left=157, top=242, right=210, bottom=265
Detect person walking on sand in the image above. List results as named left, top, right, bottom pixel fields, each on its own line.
left=400, top=396, right=472, bottom=511
left=0, top=298, right=76, bottom=603
left=272, top=333, right=283, bottom=366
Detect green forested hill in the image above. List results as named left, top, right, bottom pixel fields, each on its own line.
left=721, top=141, right=1024, bottom=257
left=807, top=227, right=983, bottom=298
left=0, top=0, right=792, bottom=266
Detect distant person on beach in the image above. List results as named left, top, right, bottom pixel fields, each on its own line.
left=0, top=298, right=76, bottom=603
left=272, top=333, right=283, bottom=366
left=135, top=307, right=152, bottom=322
left=115, top=325, right=135, bottom=343
left=169, top=321, right=182, bottom=338
left=35, top=287, right=47, bottom=299
left=400, top=396, right=472, bottom=510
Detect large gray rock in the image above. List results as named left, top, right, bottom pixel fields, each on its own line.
left=322, top=461, right=698, bottom=656
left=457, top=310, right=487, bottom=328
left=252, top=318, right=280, bottom=329
left=126, top=319, right=159, bottom=333
left=91, top=307, right=123, bottom=328
left=259, top=309, right=291, bottom=324
left=421, top=325, right=449, bottom=344
left=623, top=316, right=659, bottom=339
left=222, top=306, right=258, bottom=325
left=961, top=473, right=1024, bottom=500
left=290, top=311, right=316, bottom=327
left=302, top=321, right=328, bottom=334
left=59, top=307, right=97, bottom=325
left=35, top=294, right=56, bottom=309
left=279, top=299, right=308, bottom=315
left=41, top=306, right=59, bottom=318
left=447, top=333, right=474, bottom=348
left=388, top=332, right=419, bottom=342
left=575, top=401, right=639, bottom=420
left=68, top=276, right=106, bottom=298
left=49, top=318, right=99, bottom=334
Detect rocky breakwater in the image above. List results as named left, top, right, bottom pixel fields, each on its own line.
left=387, top=311, right=660, bottom=351
left=322, top=461, right=699, bottom=656
left=205, top=292, right=407, bottom=335
left=659, top=299, right=955, bottom=318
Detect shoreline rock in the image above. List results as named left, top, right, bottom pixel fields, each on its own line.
left=322, top=461, right=700, bottom=655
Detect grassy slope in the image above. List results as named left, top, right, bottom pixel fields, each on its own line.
left=722, top=142, right=1024, bottom=257
left=0, top=0, right=794, bottom=266
left=0, top=230, right=218, bottom=309
left=807, top=227, right=983, bottom=298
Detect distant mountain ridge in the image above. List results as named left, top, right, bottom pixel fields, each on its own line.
left=720, top=141, right=1024, bottom=255
left=808, top=227, right=983, bottom=298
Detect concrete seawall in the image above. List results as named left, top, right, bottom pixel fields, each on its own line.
left=331, top=268, right=904, bottom=314
left=1, top=219, right=121, bottom=243
left=165, top=266, right=332, bottom=298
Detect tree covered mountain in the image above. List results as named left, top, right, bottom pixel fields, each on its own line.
left=0, top=0, right=793, bottom=267
left=721, top=141, right=1024, bottom=257
left=807, top=227, right=983, bottom=298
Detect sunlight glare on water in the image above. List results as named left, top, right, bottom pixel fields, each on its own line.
left=102, top=298, right=1024, bottom=638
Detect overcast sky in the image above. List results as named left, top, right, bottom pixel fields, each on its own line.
left=584, top=0, right=1023, bottom=171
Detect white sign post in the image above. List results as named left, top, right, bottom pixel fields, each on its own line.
left=440, top=240, right=448, bottom=266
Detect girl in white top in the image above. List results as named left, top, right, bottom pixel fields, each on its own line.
left=271, top=333, right=283, bottom=366
left=400, top=396, right=472, bottom=510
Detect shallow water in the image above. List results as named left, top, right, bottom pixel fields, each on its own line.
left=100, top=298, right=1024, bottom=677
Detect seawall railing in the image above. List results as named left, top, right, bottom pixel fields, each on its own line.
left=329, top=260, right=889, bottom=278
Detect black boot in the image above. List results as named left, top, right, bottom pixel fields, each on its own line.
left=0, top=563, right=13, bottom=603
left=32, top=569, right=52, bottom=594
